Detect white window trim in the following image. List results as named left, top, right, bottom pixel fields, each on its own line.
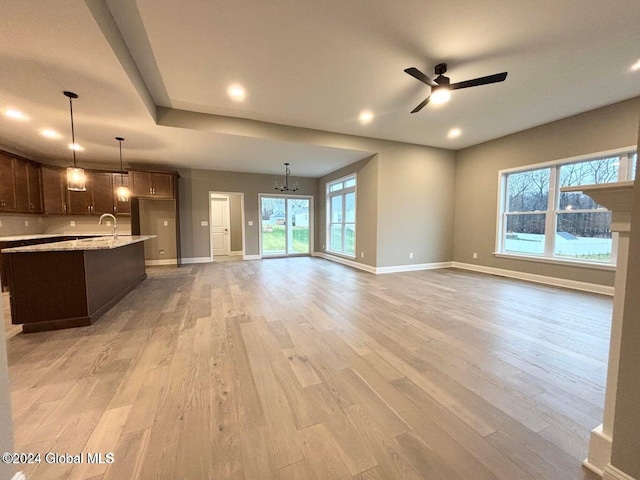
left=326, top=173, right=356, bottom=258
left=495, top=146, right=637, bottom=268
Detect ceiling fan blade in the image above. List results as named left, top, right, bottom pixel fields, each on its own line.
left=404, top=67, right=437, bottom=87
left=449, top=72, right=508, bottom=91
left=411, top=96, right=431, bottom=113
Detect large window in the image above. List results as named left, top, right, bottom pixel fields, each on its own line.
left=327, top=175, right=356, bottom=256
left=498, top=149, right=636, bottom=265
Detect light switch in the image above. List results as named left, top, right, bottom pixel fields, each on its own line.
left=164, top=220, right=168, bottom=227
left=248, top=221, right=253, bottom=226
left=201, top=221, right=208, bottom=226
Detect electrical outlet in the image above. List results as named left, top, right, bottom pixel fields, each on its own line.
left=200, top=221, right=208, bottom=227
left=164, top=220, right=168, bottom=226
left=322, top=244, right=325, bottom=250
left=159, top=250, right=165, bottom=255
left=248, top=221, right=253, bottom=226
left=24, top=220, right=29, bottom=227
left=70, top=221, right=76, bottom=227
left=106, top=221, right=111, bottom=226
left=409, top=252, right=413, bottom=259
left=360, top=252, right=364, bottom=258
left=473, top=252, right=478, bottom=259
left=0, top=220, right=3, bottom=227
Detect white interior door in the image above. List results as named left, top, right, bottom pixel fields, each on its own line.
left=210, top=195, right=230, bottom=256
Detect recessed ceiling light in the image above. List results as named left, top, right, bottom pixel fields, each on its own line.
left=448, top=128, right=462, bottom=139
left=4, top=109, right=27, bottom=120
left=68, top=143, right=84, bottom=151
left=40, top=129, right=61, bottom=139
left=631, top=59, right=640, bottom=71
left=359, top=110, right=374, bottom=124
left=227, top=84, right=246, bottom=101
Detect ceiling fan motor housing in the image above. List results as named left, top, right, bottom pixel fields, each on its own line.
left=434, top=63, right=448, bottom=75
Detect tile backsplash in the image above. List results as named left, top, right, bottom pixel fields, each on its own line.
left=0, top=214, right=131, bottom=237
left=0, top=215, right=45, bottom=236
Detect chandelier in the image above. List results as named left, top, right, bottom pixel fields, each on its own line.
left=275, top=162, right=299, bottom=192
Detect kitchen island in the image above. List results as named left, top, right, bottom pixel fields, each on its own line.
left=2, top=235, right=155, bottom=333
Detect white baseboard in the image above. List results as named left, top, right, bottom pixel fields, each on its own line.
left=243, top=254, right=261, bottom=260
left=230, top=251, right=243, bottom=256
left=145, top=259, right=178, bottom=266
left=583, top=424, right=611, bottom=477
left=376, top=261, right=453, bottom=274
left=313, top=252, right=452, bottom=275
left=313, top=252, right=377, bottom=273
left=451, top=262, right=614, bottom=296
left=180, top=257, right=212, bottom=265
left=604, top=464, right=636, bottom=480
left=11, top=472, right=26, bottom=480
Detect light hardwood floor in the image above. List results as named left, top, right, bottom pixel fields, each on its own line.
left=3, top=258, right=610, bottom=480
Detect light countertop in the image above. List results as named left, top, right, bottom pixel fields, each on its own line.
left=1, top=235, right=156, bottom=253
left=0, top=233, right=110, bottom=242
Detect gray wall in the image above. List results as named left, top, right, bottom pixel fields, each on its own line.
left=177, top=169, right=319, bottom=259
left=376, top=143, right=455, bottom=267
left=454, top=97, right=640, bottom=287
left=229, top=193, right=243, bottom=252
left=0, top=307, right=15, bottom=480
left=138, top=199, right=177, bottom=262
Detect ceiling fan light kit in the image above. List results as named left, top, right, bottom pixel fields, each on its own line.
left=404, top=63, right=508, bottom=112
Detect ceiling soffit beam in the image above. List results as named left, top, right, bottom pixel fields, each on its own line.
left=84, top=0, right=158, bottom=121
left=156, top=107, right=434, bottom=156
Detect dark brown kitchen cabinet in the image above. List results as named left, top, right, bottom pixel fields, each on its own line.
left=0, top=153, right=42, bottom=213
left=67, top=171, right=114, bottom=215
left=112, top=173, right=130, bottom=214
left=129, top=171, right=175, bottom=199
left=13, top=159, right=43, bottom=213
left=42, top=166, right=67, bottom=214
left=0, top=153, right=16, bottom=211
left=27, top=162, right=43, bottom=213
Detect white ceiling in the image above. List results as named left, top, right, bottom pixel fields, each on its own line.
left=1, top=0, right=639, bottom=177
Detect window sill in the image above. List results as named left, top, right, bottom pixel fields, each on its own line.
left=325, top=250, right=356, bottom=261
left=493, top=252, right=616, bottom=271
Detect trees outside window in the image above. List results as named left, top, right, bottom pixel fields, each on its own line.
left=499, top=151, right=636, bottom=263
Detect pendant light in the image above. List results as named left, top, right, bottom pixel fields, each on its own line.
left=64, top=91, right=86, bottom=191
left=114, top=137, right=130, bottom=201
left=275, top=163, right=299, bottom=192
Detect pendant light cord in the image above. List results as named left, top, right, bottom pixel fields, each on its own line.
left=118, top=138, right=124, bottom=186
left=68, top=96, right=76, bottom=168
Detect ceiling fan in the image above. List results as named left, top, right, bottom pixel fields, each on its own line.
left=404, top=63, right=508, bottom=113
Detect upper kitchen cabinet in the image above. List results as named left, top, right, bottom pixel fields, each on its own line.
left=13, top=158, right=43, bottom=214
left=112, top=173, right=131, bottom=215
left=129, top=171, right=176, bottom=199
left=0, top=151, right=42, bottom=214
left=67, top=171, right=115, bottom=215
left=0, top=153, right=17, bottom=212
left=42, top=166, right=67, bottom=214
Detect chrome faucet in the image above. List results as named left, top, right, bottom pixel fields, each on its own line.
left=98, top=213, right=117, bottom=238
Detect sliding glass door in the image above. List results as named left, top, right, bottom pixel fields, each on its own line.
left=260, top=195, right=312, bottom=257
